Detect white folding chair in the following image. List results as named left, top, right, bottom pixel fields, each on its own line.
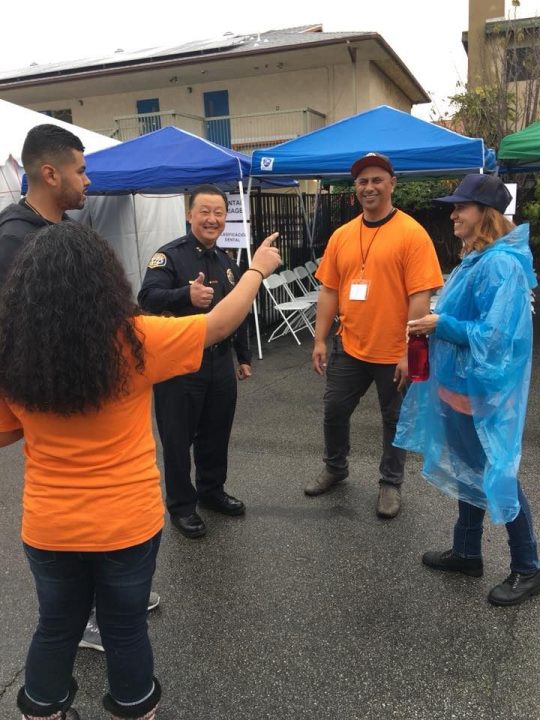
left=304, top=260, right=321, bottom=291
left=280, top=269, right=317, bottom=325
left=263, top=273, right=315, bottom=344
left=292, top=266, right=320, bottom=302
left=280, top=269, right=318, bottom=304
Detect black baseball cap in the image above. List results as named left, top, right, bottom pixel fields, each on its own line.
left=435, top=174, right=512, bottom=214
left=351, top=152, right=395, bottom=179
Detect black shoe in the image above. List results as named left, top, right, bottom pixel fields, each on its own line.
left=422, top=549, right=484, bottom=577
left=198, top=492, right=245, bottom=516
left=488, top=570, right=540, bottom=606
left=171, top=512, right=207, bottom=538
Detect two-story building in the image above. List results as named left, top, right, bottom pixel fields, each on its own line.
left=463, top=0, right=540, bottom=129
left=0, top=24, right=429, bottom=151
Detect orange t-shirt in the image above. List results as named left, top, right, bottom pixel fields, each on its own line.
left=316, top=210, right=443, bottom=363
left=0, top=314, right=206, bottom=552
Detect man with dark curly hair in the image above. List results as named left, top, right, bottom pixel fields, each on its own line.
left=0, top=124, right=161, bottom=654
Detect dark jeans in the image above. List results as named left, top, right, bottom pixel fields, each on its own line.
left=154, top=345, right=237, bottom=517
left=323, top=336, right=406, bottom=485
left=22, top=531, right=161, bottom=707
left=444, top=407, right=539, bottom=573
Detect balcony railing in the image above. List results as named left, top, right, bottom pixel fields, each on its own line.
left=95, top=108, right=326, bottom=151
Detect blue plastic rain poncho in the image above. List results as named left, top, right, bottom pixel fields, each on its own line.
left=394, top=224, right=537, bottom=524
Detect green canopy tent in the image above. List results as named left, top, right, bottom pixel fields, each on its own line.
left=498, top=121, right=540, bottom=172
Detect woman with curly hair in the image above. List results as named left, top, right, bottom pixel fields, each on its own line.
left=0, top=222, right=280, bottom=720
left=395, top=174, right=539, bottom=607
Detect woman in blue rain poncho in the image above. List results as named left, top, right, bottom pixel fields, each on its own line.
left=394, top=174, right=539, bottom=607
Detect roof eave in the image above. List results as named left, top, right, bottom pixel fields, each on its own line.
left=0, top=33, right=429, bottom=104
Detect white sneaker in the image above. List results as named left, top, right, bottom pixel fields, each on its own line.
left=148, top=590, right=160, bottom=611
left=79, top=592, right=159, bottom=653
left=78, top=612, right=104, bottom=652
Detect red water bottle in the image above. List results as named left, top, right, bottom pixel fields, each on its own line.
left=408, top=334, right=429, bottom=381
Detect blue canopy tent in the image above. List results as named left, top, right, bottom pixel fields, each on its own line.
left=249, top=105, right=488, bottom=251
left=85, top=125, right=263, bottom=194
left=250, top=105, right=486, bottom=179
left=83, top=126, right=295, bottom=358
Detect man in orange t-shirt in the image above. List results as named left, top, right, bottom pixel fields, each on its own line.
left=305, top=152, right=443, bottom=519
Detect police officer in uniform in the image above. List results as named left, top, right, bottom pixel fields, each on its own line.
left=138, top=184, right=251, bottom=538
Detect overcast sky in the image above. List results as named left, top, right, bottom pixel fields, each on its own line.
left=2, top=0, right=539, bottom=120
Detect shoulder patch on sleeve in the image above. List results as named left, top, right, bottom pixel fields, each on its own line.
left=148, top=252, right=167, bottom=269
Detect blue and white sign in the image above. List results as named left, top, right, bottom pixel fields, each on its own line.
left=217, top=194, right=249, bottom=249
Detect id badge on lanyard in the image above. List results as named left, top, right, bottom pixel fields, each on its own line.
left=349, top=279, right=369, bottom=301
left=353, top=219, right=382, bottom=301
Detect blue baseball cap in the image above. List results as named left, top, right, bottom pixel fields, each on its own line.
left=435, top=174, right=512, bottom=214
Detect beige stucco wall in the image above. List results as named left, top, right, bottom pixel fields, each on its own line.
left=468, top=0, right=505, bottom=87
left=367, top=62, right=413, bottom=112
left=23, top=59, right=412, bottom=140
left=28, top=65, right=339, bottom=133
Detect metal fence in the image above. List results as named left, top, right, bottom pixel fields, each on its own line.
left=111, top=111, right=205, bottom=141
left=211, top=108, right=326, bottom=154
left=96, top=107, right=326, bottom=148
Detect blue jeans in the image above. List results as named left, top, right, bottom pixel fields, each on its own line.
left=22, top=531, right=161, bottom=708
left=444, top=409, right=539, bottom=573
left=454, top=487, right=539, bottom=574
left=323, top=335, right=406, bottom=484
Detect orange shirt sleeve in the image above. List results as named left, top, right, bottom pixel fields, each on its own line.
left=0, top=396, right=22, bottom=432
left=315, top=227, right=343, bottom=290
left=137, top=314, right=207, bottom=384
left=403, top=225, right=444, bottom=296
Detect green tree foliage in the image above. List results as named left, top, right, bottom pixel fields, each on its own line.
left=392, top=179, right=459, bottom=210
left=438, top=10, right=540, bottom=151
left=449, top=82, right=516, bottom=150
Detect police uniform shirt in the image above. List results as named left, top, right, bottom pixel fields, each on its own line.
left=138, top=232, right=251, bottom=365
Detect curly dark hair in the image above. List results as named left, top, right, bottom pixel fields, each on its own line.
left=0, top=223, right=145, bottom=415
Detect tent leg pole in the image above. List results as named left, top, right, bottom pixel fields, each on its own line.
left=239, top=179, right=263, bottom=360
left=297, top=187, right=315, bottom=261
left=310, top=179, right=321, bottom=257
left=131, top=194, right=143, bottom=287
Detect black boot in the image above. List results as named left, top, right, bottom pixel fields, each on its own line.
left=488, top=570, right=540, bottom=606
left=422, top=549, right=484, bottom=577
left=103, top=677, right=161, bottom=719
left=17, top=678, right=79, bottom=719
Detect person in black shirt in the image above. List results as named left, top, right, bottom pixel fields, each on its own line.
left=0, top=123, right=89, bottom=285
left=138, top=184, right=252, bottom=538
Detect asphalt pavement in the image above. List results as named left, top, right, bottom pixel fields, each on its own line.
left=1, top=326, right=540, bottom=720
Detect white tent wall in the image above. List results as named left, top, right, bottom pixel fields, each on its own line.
left=133, top=194, right=186, bottom=277
left=0, top=99, right=119, bottom=164
left=70, top=194, right=186, bottom=296
left=0, top=156, right=24, bottom=212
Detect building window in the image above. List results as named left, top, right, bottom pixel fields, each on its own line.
left=41, top=108, right=73, bottom=123
left=136, top=98, right=161, bottom=135
left=506, top=46, right=539, bottom=82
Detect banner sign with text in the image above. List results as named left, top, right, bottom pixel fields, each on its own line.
left=217, top=193, right=249, bottom=249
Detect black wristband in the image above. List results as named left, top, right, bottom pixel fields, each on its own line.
left=246, top=267, right=265, bottom=280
